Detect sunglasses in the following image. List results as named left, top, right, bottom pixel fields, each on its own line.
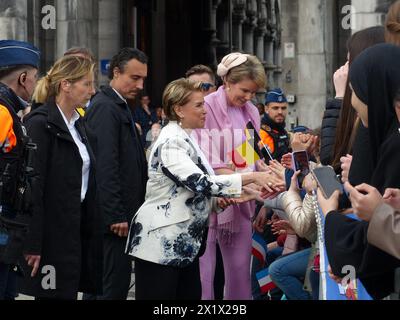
left=201, top=82, right=216, bottom=91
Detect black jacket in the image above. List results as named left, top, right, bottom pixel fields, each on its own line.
left=320, top=98, right=342, bottom=166
left=19, top=101, right=103, bottom=299
left=85, top=86, right=148, bottom=233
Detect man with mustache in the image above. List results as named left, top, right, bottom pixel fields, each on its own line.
left=260, top=88, right=290, bottom=162
left=85, top=48, right=148, bottom=300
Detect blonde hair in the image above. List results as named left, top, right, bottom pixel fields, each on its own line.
left=33, top=55, right=94, bottom=104
left=162, top=78, right=203, bottom=121
left=385, top=0, right=400, bottom=46
left=224, top=55, right=267, bottom=89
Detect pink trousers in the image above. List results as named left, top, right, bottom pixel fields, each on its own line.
left=200, top=215, right=253, bottom=300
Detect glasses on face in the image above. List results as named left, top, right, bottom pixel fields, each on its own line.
left=200, top=82, right=216, bottom=91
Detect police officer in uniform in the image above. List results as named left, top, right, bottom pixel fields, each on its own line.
left=260, top=88, right=291, bottom=162
left=0, top=40, right=40, bottom=300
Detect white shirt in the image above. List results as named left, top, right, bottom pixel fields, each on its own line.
left=57, top=105, right=91, bottom=202
left=112, top=87, right=127, bottom=104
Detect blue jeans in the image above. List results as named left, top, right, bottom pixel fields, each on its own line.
left=269, top=248, right=312, bottom=300
left=251, top=247, right=283, bottom=300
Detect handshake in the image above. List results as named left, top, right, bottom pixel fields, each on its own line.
left=217, top=160, right=287, bottom=210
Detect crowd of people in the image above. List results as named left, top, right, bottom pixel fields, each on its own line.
left=1, top=0, right=400, bottom=301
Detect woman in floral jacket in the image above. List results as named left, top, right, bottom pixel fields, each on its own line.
left=126, top=78, right=284, bottom=300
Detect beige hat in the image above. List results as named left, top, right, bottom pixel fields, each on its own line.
left=217, top=52, right=249, bottom=78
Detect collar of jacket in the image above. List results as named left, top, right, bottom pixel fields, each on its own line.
left=262, top=113, right=287, bottom=133
left=47, top=99, right=96, bottom=166
left=25, top=99, right=76, bottom=143
left=100, top=85, right=129, bottom=108
left=0, top=82, right=25, bottom=114
left=47, top=99, right=76, bottom=139
left=99, top=85, right=141, bottom=140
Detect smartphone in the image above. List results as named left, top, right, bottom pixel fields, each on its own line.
left=311, top=166, right=342, bottom=199
left=292, top=151, right=310, bottom=188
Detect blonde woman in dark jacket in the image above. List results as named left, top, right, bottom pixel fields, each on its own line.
left=20, top=56, right=103, bottom=300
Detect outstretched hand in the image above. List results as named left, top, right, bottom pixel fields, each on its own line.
left=271, top=219, right=296, bottom=235
left=344, top=182, right=383, bottom=222
left=236, top=185, right=265, bottom=204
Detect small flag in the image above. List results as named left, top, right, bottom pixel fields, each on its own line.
left=256, top=268, right=277, bottom=293
left=252, top=232, right=267, bottom=264
left=339, top=280, right=359, bottom=300
left=234, top=138, right=260, bottom=167
left=229, top=122, right=261, bottom=168
left=246, top=121, right=274, bottom=161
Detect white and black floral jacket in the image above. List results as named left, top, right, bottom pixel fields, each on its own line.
left=126, top=122, right=242, bottom=267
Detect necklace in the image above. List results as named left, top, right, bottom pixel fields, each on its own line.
left=311, top=190, right=324, bottom=244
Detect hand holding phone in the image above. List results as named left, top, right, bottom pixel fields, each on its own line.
left=291, top=151, right=310, bottom=188
left=311, top=166, right=342, bottom=199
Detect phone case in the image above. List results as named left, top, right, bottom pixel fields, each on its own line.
left=292, top=151, right=310, bottom=187
left=311, top=166, right=342, bottom=199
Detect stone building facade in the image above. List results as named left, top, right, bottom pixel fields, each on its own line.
left=0, top=0, right=396, bottom=128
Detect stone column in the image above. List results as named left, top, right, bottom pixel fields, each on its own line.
left=27, top=0, right=40, bottom=46
left=295, top=0, right=328, bottom=129
left=203, top=0, right=221, bottom=69
left=243, top=0, right=257, bottom=54
left=272, top=0, right=283, bottom=87
left=98, top=0, right=121, bottom=85
left=264, top=0, right=275, bottom=68
left=232, top=0, right=246, bottom=51
left=255, top=0, right=267, bottom=62
left=0, top=0, right=27, bottom=40
left=216, top=0, right=231, bottom=58
left=56, top=0, right=98, bottom=59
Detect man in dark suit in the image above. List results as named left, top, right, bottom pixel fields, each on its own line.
left=85, top=48, right=148, bottom=300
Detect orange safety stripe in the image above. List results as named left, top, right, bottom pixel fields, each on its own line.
left=0, top=104, right=17, bottom=153
left=259, top=129, right=275, bottom=154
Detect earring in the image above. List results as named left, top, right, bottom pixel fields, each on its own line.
left=178, top=116, right=184, bottom=127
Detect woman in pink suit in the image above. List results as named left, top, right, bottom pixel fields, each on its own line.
left=196, top=53, right=267, bottom=300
